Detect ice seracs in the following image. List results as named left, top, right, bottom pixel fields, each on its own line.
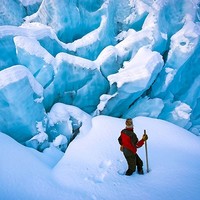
left=0, top=65, right=45, bottom=143
left=0, top=0, right=200, bottom=146
left=98, top=47, right=164, bottom=117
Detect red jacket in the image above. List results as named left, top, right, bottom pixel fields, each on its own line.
left=118, top=128, right=144, bottom=154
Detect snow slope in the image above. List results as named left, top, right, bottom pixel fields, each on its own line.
left=0, top=116, right=200, bottom=200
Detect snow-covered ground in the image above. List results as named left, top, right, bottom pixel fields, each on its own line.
left=1, top=115, right=200, bottom=200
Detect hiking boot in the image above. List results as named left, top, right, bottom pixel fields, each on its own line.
left=125, top=169, right=134, bottom=176
left=138, top=168, right=144, bottom=175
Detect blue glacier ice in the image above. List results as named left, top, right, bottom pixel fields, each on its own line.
left=0, top=65, right=46, bottom=143
left=47, top=103, right=92, bottom=151
left=0, top=0, right=26, bottom=26
left=0, top=0, right=200, bottom=151
left=97, top=47, right=164, bottom=116
left=0, top=0, right=43, bottom=26
left=25, top=0, right=116, bottom=60
left=14, top=35, right=55, bottom=88
left=53, top=52, right=109, bottom=113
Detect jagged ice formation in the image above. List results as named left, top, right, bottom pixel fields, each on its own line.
left=0, top=0, right=199, bottom=152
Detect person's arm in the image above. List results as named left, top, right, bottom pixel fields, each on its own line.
left=118, top=134, right=124, bottom=151
left=118, top=135, right=122, bottom=145
left=136, top=139, right=144, bottom=148
left=136, top=134, right=148, bottom=148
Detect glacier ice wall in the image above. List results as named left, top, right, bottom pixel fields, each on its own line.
left=0, top=0, right=200, bottom=148
left=0, top=65, right=45, bottom=143
left=0, top=0, right=43, bottom=26
left=98, top=47, right=164, bottom=116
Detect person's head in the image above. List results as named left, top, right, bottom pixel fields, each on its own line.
left=125, top=118, right=133, bottom=129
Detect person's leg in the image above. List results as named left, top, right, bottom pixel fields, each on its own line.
left=124, top=154, right=136, bottom=175
left=136, top=154, right=144, bottom=174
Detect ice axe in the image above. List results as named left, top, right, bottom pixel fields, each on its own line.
left=144, top=129, right=150, bottom=173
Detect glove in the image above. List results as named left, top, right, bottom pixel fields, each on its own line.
left=142, top=134, right=148, bottom=141
left=120, top=145, right=123, bottom=152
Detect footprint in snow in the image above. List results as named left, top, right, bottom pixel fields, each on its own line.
left=86, top=160, right=112, bottom=183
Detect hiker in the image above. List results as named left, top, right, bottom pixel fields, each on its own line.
left=118, top=118, right=148, bottom=176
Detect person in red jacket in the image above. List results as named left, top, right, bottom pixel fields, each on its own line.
left=118, top=118, right=148, bottom=176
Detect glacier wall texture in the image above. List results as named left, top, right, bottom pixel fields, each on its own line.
left=0, top=0, right=199, bottom=149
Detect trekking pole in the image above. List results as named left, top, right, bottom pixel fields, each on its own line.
left=144, top=130, right=150, bottom=173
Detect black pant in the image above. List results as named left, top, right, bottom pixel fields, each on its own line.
left=125, top=153, right=143, bottom=172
